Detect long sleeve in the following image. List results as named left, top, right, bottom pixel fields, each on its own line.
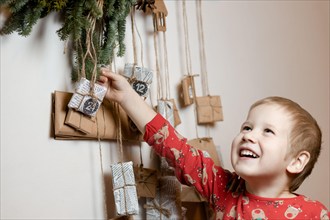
left=143, top=114, right=233, bottom=210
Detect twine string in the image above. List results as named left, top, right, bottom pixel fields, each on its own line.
left=182, top=0, right=192, bottom=76
left=144, top=200, right=171, bottom=219
left=153, top=30, right=162, bottom=100
left=196, top=0, right=209, bottom=96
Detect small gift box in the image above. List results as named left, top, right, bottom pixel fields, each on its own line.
left=181, top=76, right=195, bottom=106
left=195, top=95, right=223, bottom=124
left=68, top=78, right=107, bottom=117
left=110, top=161, right=139, bottom=216
left=156, top=99, right=181, bottom=127
left=134, top=166, right=158, bottom=198
left=64, top=108, right=96, bottom=134
left=122, top=63, right=153, bottom=98
left=156, top=99, right=175, bottom=127
left=144, top=176, right=182, bottom=220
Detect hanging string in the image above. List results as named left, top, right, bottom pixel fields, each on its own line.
left=182, top=0, right=192, bottom=76
left=196, top=0, right=210, bottom=96
left=162, top=31, right=171, bottom=100
left=131, top=6, right=145, bottom=67
left=131, top=7, right=138, bottom=65
left=96, top=118, right=108, bottom=220
left=181, top=0, right=200, bottom=138
left=153, top=29, right=163, bottom=100
left=196, top=0, right=211, bottom=137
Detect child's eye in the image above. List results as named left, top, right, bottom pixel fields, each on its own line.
left=264, top=128, right=274, bottom=134
left=242, top=126, right=252, bottom=131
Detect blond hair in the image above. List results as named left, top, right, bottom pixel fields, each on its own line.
left=250, top=96, right=322, bottom=192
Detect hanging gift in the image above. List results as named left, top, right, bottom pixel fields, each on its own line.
left=53, top=91, right=141, bottom=141
left=111, top=161, right=139, bottom=216
left=169, top=99, right=182, bottom=127
left=67, top=77, right=107, bottom=117
left=187, top=137, right=222, bottom=167
left=134, top=166, right=158, bottom=198
left=144, top=176, right=182, bottom=220
left=122, top=63, right=153, bottom=98
left=152, top=0, right=168, bottom=32
left=64, top=108, right=95, bottom=134
left=195, top=95, right=224, bottom=124
left=156, top=99, right=181, bottom=127
left=181, top=75, right=197, bottom=106
left=156, top=99, right=175, bottom=127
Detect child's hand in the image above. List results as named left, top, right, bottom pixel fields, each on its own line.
left=98, top=68, right=133, bottom=105
left=98, top=68, right=157, bottom=132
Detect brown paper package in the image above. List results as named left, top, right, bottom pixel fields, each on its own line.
left=52, top=91, right=141, bottom=141
left=196, top=95, right=224, bottom=124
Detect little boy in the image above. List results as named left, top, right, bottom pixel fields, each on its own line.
left=99, top=69, right=329, bottom=219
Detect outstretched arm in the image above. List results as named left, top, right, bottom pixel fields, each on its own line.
left=98, top=68, right=157, bottom=134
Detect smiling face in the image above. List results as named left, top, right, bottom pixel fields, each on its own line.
left=231, top=103, right=294, bottom=182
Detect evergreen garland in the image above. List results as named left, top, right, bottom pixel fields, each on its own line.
left=1, top=0, right=136, bottom=81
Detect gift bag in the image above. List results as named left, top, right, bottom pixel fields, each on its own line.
left=187, top=137, right=222, bottom=167
left=111, top=161, right=139, bottom=216
left=52, top=91, right=141, bottom=141
left=195, top=95, right=223, bottom=124
left=144, top=176, right=182, bottom=220
left=67, top=77, right=107, bottom=117
left=134, top=166, right=158, bottom=198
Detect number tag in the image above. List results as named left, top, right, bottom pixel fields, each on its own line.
left=83, top=98, right=99, bottom=115
left=132, top=80, right=148, bottom=96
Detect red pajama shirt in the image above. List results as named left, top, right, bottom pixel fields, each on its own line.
left=143, top=114, right=330, bottom=220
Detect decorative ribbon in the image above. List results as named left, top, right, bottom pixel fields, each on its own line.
left=144, top=200, right=172, bottom=219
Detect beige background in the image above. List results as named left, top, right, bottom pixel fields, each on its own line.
left=1, top=1, right=329, bottom=219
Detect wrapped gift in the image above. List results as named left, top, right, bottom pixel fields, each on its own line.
left=187, top=137, right=222, bottom=167
left=122, top=63, right=153, bottom=98
left=144, top=176, right=182, bottom=220
left=67, top=77, right=107, bottom=117
left=111, top=161, right=139, bottom=216
left=181, top=76, right=195, bottom=106
left=156, top=99, right=175, bottom=127
left=152, top=0, right=168, bottom=32
left=134, top=166, right=158, bottom=198
left=169, top=99, right=181, bottom=127
left=160, top=157, right=175, bottom=176
left=155, top=99, right=181, bottom=127
left=195, top=95, right=223, bottom=124
left=64, top=108, right=95, bottom=134
left=53, top=91, right=141, bottom=140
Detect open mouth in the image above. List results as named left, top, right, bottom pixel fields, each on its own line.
left=240, top=149, right=259, bottom=158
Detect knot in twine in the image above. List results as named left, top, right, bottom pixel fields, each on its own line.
left=144, top=200, right=171, bottom=218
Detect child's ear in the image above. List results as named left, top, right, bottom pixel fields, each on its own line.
left=287, top=151, right=310, bottom=174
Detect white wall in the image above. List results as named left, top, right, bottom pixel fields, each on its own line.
left=1, top=1, right=329, bottom=219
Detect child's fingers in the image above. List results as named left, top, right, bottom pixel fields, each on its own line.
left=97, top=75, right=108, bottom=84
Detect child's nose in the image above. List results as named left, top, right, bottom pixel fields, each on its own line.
left=242, top=131, right=257, bottom=143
